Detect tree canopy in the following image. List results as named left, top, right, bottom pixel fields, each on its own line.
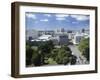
left=78, top=38, right=89, bottom=61
left=26, top=40, right=77, bottom=67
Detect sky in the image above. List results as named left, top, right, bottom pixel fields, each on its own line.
left=25, top=12, right=90, bottom=31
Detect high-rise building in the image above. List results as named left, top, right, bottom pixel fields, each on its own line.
left=58, top=34, right=69, bottom=45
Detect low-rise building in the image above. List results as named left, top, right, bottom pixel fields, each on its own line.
left=73, top=34, right=83, bottom=44
left=73, top=33, right=89, bottom=44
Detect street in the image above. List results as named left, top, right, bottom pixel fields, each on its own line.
left=68, top=45, right=88, bottom=65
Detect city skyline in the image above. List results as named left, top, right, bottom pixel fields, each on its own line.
left=25, top=12, right=90, bottom=30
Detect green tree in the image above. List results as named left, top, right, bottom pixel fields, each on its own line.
left=78, top=38, right=89, bottom=52
left=32, top=53, right=42, bottom=66
left=62, top=45, right=72, bottom=57
left=38, top=40, right=54, bottom=54
left=51, top=48, right=59, bottom=61
left=70, top=55, right=77, bottom=65
left=26, top=44, right=42, bottom=66
left=26, top=45, right=33, bottom=66
left=55, top=48, right=66, bottom=64
left=55, top=46, right=72, bottom=64
left=63, top=57, right=70, bottom=65
left=83, top=47, right=89, bottom=61
left=38, top=40, right=54, bottom=64
left=78, top=38, right=89, bottom=61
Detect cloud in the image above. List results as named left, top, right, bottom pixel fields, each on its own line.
left=44, top=14, right=51, bottom=17
left=40, top=19, right=48, bottom=22
left=70, top=15, right=89, bottom=21
left=26, top=13, right=36, bottom=19
left=55, top=14, right=69, bottom=21
left=56, top=17, right=66, bottom=21
left=55, top=14, right=69, bottom=18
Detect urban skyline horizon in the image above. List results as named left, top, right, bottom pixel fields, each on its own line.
left=26, top=27, right=89, bottom=31
left=26, top=12, right=90, bottom=30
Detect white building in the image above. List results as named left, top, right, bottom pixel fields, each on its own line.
left=31, top=34, right=52, bottom=42
left=73, top=33, right=89, bottom=44
left=73, top=34, right=83, bottom=44
left=38, top=35, right=52, bottom=41
left=30, top=34, right=69, bottom=45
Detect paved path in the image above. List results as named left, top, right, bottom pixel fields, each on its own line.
left=68, top=45, right=87, bottom=65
